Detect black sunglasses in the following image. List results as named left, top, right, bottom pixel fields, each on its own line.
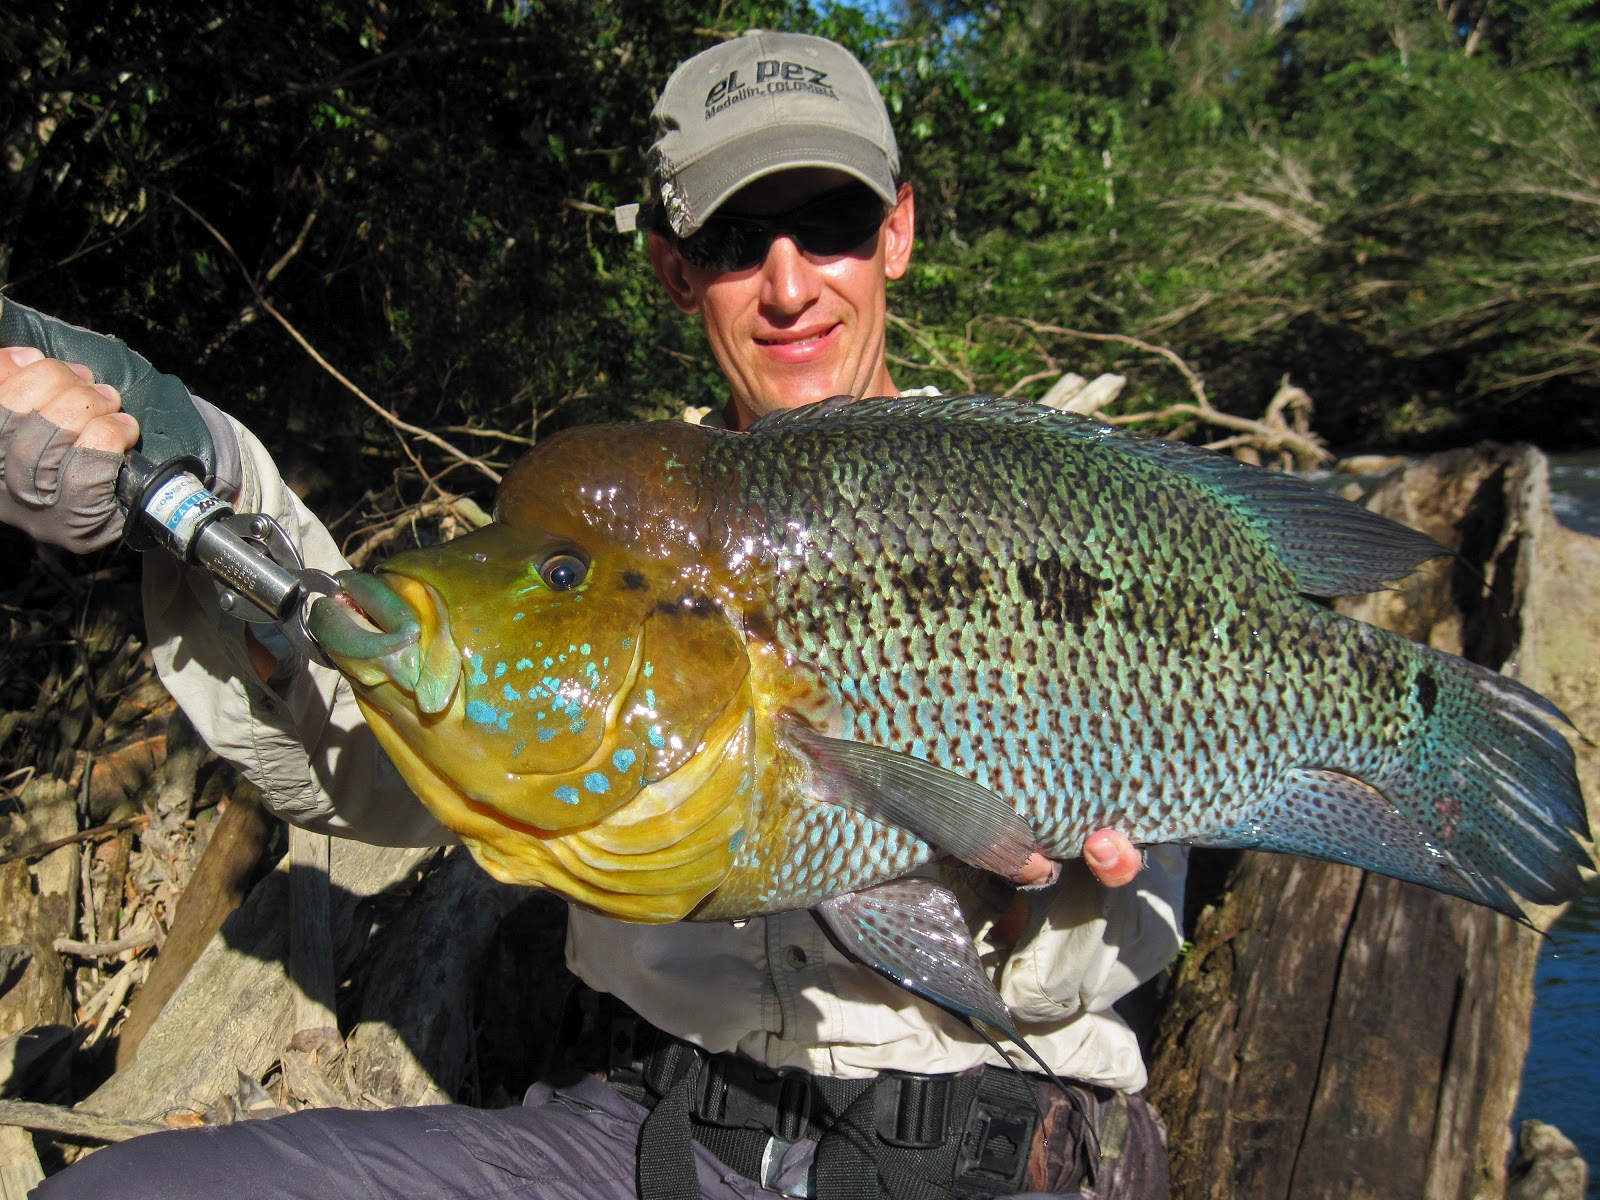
left=674, top=184, right=889, bottom=273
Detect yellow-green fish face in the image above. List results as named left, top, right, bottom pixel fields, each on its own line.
left=307, top=423, right=761, bottom=920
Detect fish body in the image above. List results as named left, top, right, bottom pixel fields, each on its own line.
left=308, top=396, right=1590, bottom=953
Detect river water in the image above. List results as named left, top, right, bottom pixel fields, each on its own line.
left=1516, top=448, right=1600, bottom=1192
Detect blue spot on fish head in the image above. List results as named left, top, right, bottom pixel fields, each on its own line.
left=466, top=700, right=499, bottom=727
left=583, top=772, right=610, bottom=795
left=554, top=785, right=580, bottom=805
left=612, top=749, right=637, bottom=773
left=537, top=728, right=557, bottom=742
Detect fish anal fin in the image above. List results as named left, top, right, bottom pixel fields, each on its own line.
left=814, top=879, right=1060, bottom=1082
left=1192, top=766, right=1512, bottom=914
left=782, top=720, right=1038, bottom=878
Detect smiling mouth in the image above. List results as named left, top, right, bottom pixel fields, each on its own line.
left=756, top=324, right=837, bottom=347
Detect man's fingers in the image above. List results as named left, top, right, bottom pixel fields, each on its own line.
left=1083, top=829, right=1143, bottom=888
left=76, top=411, right=140, bottom=454
left=0, top=346, right=45, bottom=383
left=37, top=381, right=123, bottom=435
left=0, top=358, right=123, bottom=442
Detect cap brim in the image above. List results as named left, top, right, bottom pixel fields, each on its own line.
left=665, top=127, right=897, bottom=237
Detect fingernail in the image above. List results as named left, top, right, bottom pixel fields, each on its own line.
left=4, top=346, right=43, bottom=366
left=1085, top=841, right=1117, bottom=870
left=93, top=384, right=121, bottom=405
left=67, top=362, right=95, bottom=382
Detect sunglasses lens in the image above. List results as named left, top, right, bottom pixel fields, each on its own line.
left=678, top=220, right=767, bottom=272
left=790, top=187, right=886, bottom=255
left=675, top=185, right=887, bottom=272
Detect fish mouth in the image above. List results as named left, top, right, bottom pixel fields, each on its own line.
left=306, top=570, right=462, bottom=714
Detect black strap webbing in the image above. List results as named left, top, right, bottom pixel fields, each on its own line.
left=638, top=1072, right=702, bottom=1200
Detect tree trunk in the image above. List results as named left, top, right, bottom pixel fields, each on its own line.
left=1148, top=445, right=1599, bottom=1200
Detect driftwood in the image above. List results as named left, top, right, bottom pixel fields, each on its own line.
left=0, top=1099, right=164, bottom=1143
left=115, top=784, right=273, bottom=1067
left=343, top=848, right=527, bottom=1106
left=0, top=778, right=79, bottom=1040
left=0, top=1126, right=41, bottom=1200
left=1148, top=445, right=1599, bottom=1199
left=85, top=838, right=433, bottom=1121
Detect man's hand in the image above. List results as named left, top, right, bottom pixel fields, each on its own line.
left=0, top=347, right=139, bottom=551
left=1013, top=829, right=1143, bottom=889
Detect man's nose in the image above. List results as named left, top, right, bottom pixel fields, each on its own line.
left=758, top=235, right=822, bottom=313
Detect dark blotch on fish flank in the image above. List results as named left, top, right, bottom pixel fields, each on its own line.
left=1015, top=553, right=1111, bottom=630
left=893, top=557, right=988, bottom=616
left=622, top=571, right=647, bottom=591
left=1415, top=671, right=1438, bottom=719
left=655, top=593, right=719, bottom=618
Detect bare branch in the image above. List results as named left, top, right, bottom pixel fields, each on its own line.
left=166, top=191, right=502, bottom=485
left=1003, top=318, right=1210, bottom=406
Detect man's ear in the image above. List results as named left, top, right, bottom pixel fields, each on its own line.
left=647, top=232, right=701, bottom=314
left=882, top=183, right=915, bottom=282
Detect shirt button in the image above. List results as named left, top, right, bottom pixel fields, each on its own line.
left=784, top=946, right=808, bottom=969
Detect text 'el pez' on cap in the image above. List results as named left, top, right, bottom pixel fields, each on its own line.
left=640, top=30, right=899, bottom=238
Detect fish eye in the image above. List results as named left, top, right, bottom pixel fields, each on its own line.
left=538, top=552, right=588, bottom=591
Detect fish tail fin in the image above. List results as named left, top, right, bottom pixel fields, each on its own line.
left=1197, top=652, right=1592, bottom=916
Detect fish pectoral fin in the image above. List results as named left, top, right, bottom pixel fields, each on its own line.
left=814, top=879, right=1060, bottom=1083
left=783, top=722, right=1038, bottom=878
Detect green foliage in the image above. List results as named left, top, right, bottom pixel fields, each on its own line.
left=882, top=0, right=1600, bottom=448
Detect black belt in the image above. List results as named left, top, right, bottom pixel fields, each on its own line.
left=606, top=1008, right=1100, bottom=1200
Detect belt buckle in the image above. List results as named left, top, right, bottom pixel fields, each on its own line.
left=875, top=1071, right=954, bottom=1149
left=954, top=1090, right=1038, bottom=1196
left=694, top=1055, right=814, bottom=1143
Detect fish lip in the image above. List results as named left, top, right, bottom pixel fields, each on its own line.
left=369, top=569, right=462, bottom=714
left=306, top=570, right=458, bottom=706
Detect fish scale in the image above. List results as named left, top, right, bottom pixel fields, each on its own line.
left=688, top=397, right=1578, bottom=916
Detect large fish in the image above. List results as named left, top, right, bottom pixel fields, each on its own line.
left=307, top=395, right=1591, bottom=1046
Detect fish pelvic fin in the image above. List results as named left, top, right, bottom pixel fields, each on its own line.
left=814, top=879, right=1062, bottom=1084
left=1196, top=654, right=1591, bottom=916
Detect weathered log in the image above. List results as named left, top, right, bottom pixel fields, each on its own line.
left=0, top=1099, right=163, bottom=1143
left=86, top=839, right=433, bottom=1120
left=114, top=784, right=274, bottom=1068
left=0, top=1125, right=42, bottom=1199
left=343, top=848, right=526, bottom=1106
left=1147, top=445, right=1599, bottom=1200
left=287, top=825, right=337, bottom=1039
left=0, top=779, right=78, bottom=1040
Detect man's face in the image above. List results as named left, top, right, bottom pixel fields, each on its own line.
left=648, top=168, right=915, bottom=429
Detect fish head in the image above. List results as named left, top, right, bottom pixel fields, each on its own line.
left=306, top=422, right=760, bottom=920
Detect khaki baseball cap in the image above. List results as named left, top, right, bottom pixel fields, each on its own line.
left=616, top=31, right=899, bottom=238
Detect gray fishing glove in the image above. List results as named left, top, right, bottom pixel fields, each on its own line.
left=0, top=299, right=242, bottom=552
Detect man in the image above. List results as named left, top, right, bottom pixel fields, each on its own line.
left=3, top=31, right=1182, bottom=1199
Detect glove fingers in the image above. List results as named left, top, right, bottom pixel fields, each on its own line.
left=0, top=410, right=124, bottom=551
left=6, top=410, right=80, bottom=504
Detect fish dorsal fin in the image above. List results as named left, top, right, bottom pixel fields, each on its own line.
left=781, top=719, right=1038, bottom=878
left=815, top=879, right=1061, bottom=1082
left=742, top=393, right=1448, bottom=596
